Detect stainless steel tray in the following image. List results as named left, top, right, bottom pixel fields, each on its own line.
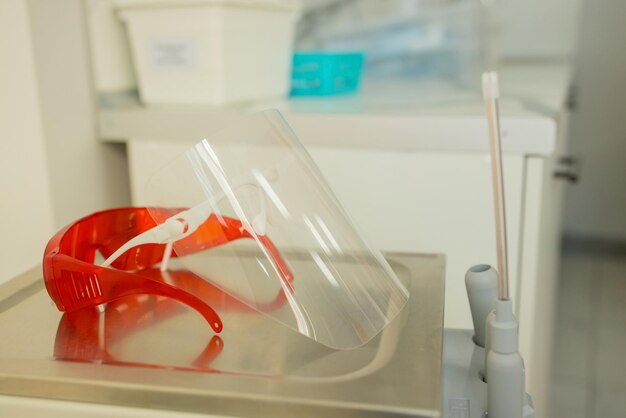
left=0, top=252, right=444, bottom=418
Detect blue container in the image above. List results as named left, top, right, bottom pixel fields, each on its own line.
left=290, top=52, right=364, bottom=97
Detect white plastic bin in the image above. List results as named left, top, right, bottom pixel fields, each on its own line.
left=115, top=0, right=299, bottom=105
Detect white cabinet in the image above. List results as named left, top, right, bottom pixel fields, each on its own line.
left=126, top=136, right=561, bottom=415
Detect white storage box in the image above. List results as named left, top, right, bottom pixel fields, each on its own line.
left=115, top=0, right=299, bottom=105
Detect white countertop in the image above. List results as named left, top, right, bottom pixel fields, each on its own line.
left=98, top=62, right=572, bottom=156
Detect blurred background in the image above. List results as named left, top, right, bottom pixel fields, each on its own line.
left=1, top=0, right=625, bottom=416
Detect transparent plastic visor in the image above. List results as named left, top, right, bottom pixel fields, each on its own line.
left=134, top=110, right=409, bottom=349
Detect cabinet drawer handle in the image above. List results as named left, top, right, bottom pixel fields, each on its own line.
left=554, top=171, right=579, bottom=183
left=554, top=156, right=582, bottom=183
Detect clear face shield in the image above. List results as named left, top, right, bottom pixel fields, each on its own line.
left=104, top=110, right=409, bottom=349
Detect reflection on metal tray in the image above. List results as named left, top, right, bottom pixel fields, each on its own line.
left=0, top=252, right=445, bottom=418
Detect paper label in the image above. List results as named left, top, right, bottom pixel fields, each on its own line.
left=149, top=39, right=194, bottom=69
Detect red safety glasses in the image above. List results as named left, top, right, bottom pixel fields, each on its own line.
left=43, top=207, right=293, bottom=333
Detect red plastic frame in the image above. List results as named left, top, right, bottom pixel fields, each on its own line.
left=43, top=207, right=294, bottom=333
